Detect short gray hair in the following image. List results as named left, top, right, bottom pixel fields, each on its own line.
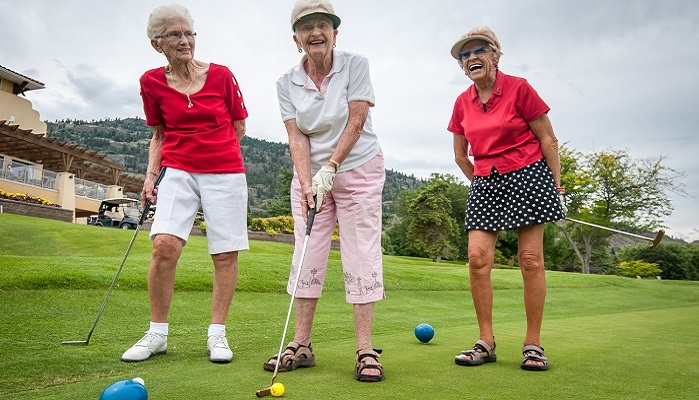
left=293, top=13, right=334, bottom=34
left=146, top=3, right=194, bottom=39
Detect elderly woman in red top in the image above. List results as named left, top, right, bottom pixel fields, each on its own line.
left=121, top=3, right=248, bottom=364
left=447, top=26, right=565, bottom=371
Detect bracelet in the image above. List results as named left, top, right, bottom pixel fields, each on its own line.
left=147, top=171, right=158, bottom=176
left=328, top=159, right=340, bottom=170
left=556, top=187, right=566, bottom=194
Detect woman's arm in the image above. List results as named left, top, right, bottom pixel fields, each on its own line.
left=529, top=113, right=561, bottom=188
left=233, top=119, right=246, bottom=141
left=328, top=100, right=370, bottom=168
left=285, top=119, right=314, bottom=215
left=142, top=125, right=165, bottom=207
left=453, top=134, right=474, bottom=181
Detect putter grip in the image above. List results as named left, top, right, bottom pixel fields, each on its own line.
left=305, top=207, right=316, bottom=236
left=138, top=167, right=167, bottom=225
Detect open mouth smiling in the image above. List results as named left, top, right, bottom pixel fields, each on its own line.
left=469, top=63, right=483, bottom=72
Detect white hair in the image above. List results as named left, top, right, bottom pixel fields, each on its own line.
left=146, top=3, right=194, bottom=39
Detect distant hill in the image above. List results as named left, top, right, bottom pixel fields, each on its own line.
left=46, top=118, right=425, bottom=217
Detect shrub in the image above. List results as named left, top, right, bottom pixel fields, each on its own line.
left=249, top=216, right=341, bottom=240
left=617, top=243, right=695, bottom=280
left=560, top=264, right=579, bottom=273
left=494, top=248, right=513, bottom=266
left=617, top=260, right=662, bottom=278
left=249, top=216, right=294, bottom=234
left=199, top=221, right=206, bottom=233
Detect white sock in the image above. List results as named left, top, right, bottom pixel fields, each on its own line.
left=208, top=324, right=226, bottom=337
left=148, top=322, right=168, bottom=336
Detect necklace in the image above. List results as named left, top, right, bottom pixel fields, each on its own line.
left=183, top=75, right=195, bottom=108
left=166, top=64, right=197, bottom=108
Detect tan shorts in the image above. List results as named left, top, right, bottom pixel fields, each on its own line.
left=288, top=152, right=385, bottom=304
left=149, top=167, right=248, bottom=254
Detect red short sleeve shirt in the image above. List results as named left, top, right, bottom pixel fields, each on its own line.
left=140, top=63, right=248, bottom=173
left=447, top=71, right=550, bottom=176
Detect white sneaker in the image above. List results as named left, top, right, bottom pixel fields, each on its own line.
left=207, top=334, right=233, bottom=363
left=121, top=332, right=167, bottom=362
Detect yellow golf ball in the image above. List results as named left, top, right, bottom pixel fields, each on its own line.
left=270, top=382, right=285, bottom=397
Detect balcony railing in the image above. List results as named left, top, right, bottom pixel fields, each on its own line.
left=0, top=159, right=107, bottom=200
left=74, top=177, right=108, bottom=200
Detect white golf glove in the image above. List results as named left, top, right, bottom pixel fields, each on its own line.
left=557, top=189, right=568, bottom=216
left=312, top=165, right=336, bottom=211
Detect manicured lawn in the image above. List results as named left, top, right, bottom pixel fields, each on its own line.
left=1, top=213, right=698, bottom=399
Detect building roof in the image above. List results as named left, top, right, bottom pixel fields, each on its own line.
left=0, top=64, right=45, bottom=93
left=0, top=120, right=145, bottom=193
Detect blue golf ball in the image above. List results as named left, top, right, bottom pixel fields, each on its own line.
left=414, top=323, right=435, bottom=343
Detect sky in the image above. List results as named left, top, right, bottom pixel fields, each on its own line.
left=2, top=0, right=698, bottom=241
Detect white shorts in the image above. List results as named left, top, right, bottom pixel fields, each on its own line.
left=149, top=167, right=249, bottom=254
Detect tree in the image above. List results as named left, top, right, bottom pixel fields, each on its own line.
left=386, top=174, right=469, bottom=260
left=557, top=147, right=685, bottom=273
left=406, top=175, right=461, bottom=261
left=439, top=174, right=470, bottom=260
left=266, top=168, right=293, bottom=217
left=541, top=223, right=574, bottom=270
left=385, top=189, right=420, bottom=257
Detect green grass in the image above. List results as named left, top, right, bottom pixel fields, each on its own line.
left=1, top=213, right=698, bottom=399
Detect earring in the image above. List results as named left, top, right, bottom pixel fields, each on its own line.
left=332, top=44, right=336, bottom=48
left=298, top=48, right=302, bottom=53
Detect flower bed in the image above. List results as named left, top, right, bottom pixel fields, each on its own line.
left=0, top=188, right=61, bottom=208
left=0, top=188, right=71, bottom=222
left=248, top=215, right=340, bottom=241
left=249, top=216, right=294, bottom=235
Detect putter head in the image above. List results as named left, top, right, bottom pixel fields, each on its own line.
left=255, top=388, right=271, bottom=397
left=649, top=229, right=665, bottom=250
left=61, top=340, right=89, bottom=346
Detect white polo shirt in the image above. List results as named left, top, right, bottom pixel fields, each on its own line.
left=277, top=50, right=381, bottom=174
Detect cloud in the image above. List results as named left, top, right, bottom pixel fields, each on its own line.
left=6, top=0, right=699, bottom=241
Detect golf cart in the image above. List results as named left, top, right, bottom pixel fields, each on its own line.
left=88, top=197, right=141, bottom=230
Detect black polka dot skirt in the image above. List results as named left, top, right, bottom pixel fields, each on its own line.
left=465, top=158, right=565, bottom=231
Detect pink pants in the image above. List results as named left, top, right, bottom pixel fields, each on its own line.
left=288, top=151, right=385, bottom=304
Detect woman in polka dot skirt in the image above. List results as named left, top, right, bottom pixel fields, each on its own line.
left=447, top=26, right=565, bottom=372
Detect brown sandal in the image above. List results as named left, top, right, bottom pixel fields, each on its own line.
left=355, top=348, right=385, bottom=382
left=455, top=340, right=497, bottom=366
left=263, top=341, right=316, bottom=372
left=521, top=344, right=549, bottom=371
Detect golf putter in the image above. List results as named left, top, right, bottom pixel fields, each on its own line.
left=62, top=167, right=167, bottom=346
left=565, top=217, right=665, bottom=249
left=256, top=203, right=317, bottom=397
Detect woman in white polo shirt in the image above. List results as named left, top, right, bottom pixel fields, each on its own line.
left=262, top=0, right=385, bottom=382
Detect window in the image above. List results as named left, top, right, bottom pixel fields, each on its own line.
left=8, top=160, right=33, bottom=182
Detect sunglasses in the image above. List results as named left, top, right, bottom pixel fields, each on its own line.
left=459, top=46, right=489, bottom=60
